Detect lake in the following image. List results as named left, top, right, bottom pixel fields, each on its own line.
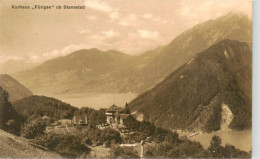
left=44, top=93, right=138, bottom=110
left=178, top=130, right=252, bottom=152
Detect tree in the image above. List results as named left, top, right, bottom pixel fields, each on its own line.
left=35, top=133, right=91, bottom=158
left=125, top=102, right=130, bottom=114
left=0, top=87, right=23, bottom=135
left=99, top=128, right=122, bottom=146
left=208, top=135, right=224, bottom=157
left=223, top=144, right=236, bottom=158
left=164, top=131, right=179, bottom=144
left=21, top=116, right=48, bottom=139
left=204, top=105, right=222, bottom=132
left=0, top=87, right=11, bottom=129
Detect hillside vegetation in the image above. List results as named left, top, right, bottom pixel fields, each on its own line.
left=129, top=40, right=252, bottom=131
left=13, top=95, right=77, bottom=121
left=0, top=87, right=24, bottom=135
left=0, top=129, right=61, bottom=158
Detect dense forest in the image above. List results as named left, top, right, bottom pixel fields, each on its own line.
left=12, top=95, right=77, bottom=120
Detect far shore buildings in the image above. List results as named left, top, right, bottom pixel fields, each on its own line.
left=105, top=104, right=135, bottom=132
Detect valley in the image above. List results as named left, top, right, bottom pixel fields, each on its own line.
left=0, top=11, right=253, bottom=158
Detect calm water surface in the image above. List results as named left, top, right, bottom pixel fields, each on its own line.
left=45, top=93, right=137, bottom=110
left=178, top=130, right=252, bottom=152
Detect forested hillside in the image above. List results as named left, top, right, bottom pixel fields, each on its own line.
left=12, top=95, right=78, bottom=120
left=129, top=40, right=252, bottom=131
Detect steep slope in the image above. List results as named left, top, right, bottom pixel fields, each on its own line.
left=14, top=49, right=132, bottom=94
left=83, top=13, right=252, bottom=94
left=0, top=129, right=61, bottom=158
left=0, top=74, right=33, bottom=102
left=14, top=13, right=252, bottom=95
left=129, top=40, right=252, bottom=131
left=115, top=13, right=252, bottom=93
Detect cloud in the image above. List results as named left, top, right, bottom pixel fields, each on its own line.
left=29, top=55, right=41, bottom=63
left=161, top=20, right=169, bottom=24
left=143, top=13, right=153, bottom=19
left=84, top=0, right=112, bottom=12
left=79, top=29, right=91, bottom=35
left=119, top=19, right=130, bottom=26
left=88, top=29, right=120, bottom=43
left=138, top=29, right=159, bottom=39
left=37, top=44, right=87, bottom=63
left=180, top=6, right=191, bottom=16
left=152, top=17, right=161, bottom=22
left=87, top=15, right=98, bottom=20
left=142, top=13, right=169, bottom=24
left=128, top=13, right=137, bottom=20
left=117, top=13, right=139, bottom=26
left=102, top=30, right=118, bottom=38
left=61, top=45, right=85, bottom=55
left=109, top=12, right=119, bottom=20
left=2, top=0, right=252, bottom=64
left=0, top=55, right=25, bottom=63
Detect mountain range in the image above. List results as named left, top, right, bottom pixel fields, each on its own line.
left=129, top=39, right=252, bottom=131
left=14, top=13, right=252, bottom=95
left=14, top=49, right=131, bottom=94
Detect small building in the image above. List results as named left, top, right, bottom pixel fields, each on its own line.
left=105, top=104, right=125, bottom=124
left=105, top=104, right=136, bottom=132
left=72, top=114, right=88, bottom=126
left=115, top=114, right=130, bottom=125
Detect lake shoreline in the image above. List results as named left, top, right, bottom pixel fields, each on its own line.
left=36, top=92, right=138, bottom=110
left=175, top=129, right=252, bottom=152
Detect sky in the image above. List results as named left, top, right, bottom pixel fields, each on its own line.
left=0, top=0, right=252, bottom=64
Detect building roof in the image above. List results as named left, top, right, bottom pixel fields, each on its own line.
left=107, top=104, right=124, bottom=112
left=119, top=114, right=130, bottom=120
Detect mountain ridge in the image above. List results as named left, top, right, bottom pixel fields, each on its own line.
left=14, top=48, right=132, bottom=94
left=128, top=39, right=252, bottom=131
left=14, top=13, right=252, bottom=95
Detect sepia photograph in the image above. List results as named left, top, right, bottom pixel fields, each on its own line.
left=0, top=0, right=252, bottom=158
